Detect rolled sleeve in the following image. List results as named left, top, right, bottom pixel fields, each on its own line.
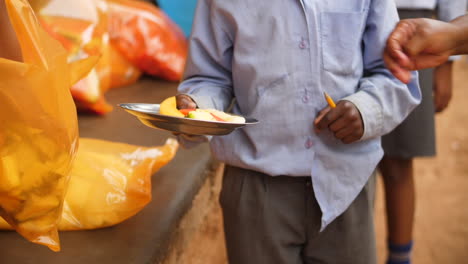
left=342, top=92, right=382, bottom=141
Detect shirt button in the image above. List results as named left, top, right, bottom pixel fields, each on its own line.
left=302, top=95, right=309, bottom=103
left=299, top=40, right=307, bottom=49
left=305, top=138, right=313, bottom=149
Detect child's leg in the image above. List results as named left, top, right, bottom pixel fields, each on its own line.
left=379, top=157, right=415, bottom=244
left=220, top=166, right=314, bottom=264
left=302, top=174, right=377, bottom=264
left=379, top=10, right=437, bottom=259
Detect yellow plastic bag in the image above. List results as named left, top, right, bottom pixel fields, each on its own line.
left=0, top=138, right=179, bottom=230
left=0, top=0, right=95, bottom=252
left=60, top=138, right=178, bottom=230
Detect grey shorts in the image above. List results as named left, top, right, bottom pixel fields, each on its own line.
left=220, top=166, right=377, bottom=264
left=382, top=9, right=436, bottom=159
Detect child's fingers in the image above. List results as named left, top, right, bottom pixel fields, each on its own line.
left=328, top=115, right=350, bottom=133
left=342, top=134, right=360, bottom=144
left=334, top=125, right=355, bottom=140
left=176, top=94, right=197, bottom=109
left=314, top=106, right=331, bottom=126
left=315, top=105, right=345, bottom=132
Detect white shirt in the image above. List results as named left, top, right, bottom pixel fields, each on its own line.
left=395, top=0, right=467, bottom=21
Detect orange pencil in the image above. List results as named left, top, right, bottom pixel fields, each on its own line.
left=324, top=92, right=336, bottom=108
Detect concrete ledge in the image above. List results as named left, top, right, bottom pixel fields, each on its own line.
left=162, top=164, right=227, bottom=264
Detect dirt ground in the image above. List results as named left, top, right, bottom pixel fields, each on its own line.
left=183, top=59, right=468, bottom=264
left=375, top=58, right=468, bottom=263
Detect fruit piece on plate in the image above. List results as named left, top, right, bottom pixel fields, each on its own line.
left=210, top=112, right=225, bottom=122
left=226, top=115, right=246, bottom=123
left=159, top=96, right=184, bottom=117
left=179, top=108, right=196, bottom=116
left=206, top=109, right=246, bottom=123
left=185, top=109, right=246, bottom=123
left=187, top=110, right=214, bottom=121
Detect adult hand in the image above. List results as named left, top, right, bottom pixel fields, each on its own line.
left=433, top=61, right=453, bottom=113
left=314, top=101, right=364, bottom=144
left=384, top=18, right=460, bottom=83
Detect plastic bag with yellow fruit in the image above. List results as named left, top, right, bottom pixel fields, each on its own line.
left=36, top=0, right=115, bottom=115
left=0, top=0, right=96, bottom=252
left=60, top=138, right=178, bottom=230
left=100, top=44, right=142, bottom=92
left=0, top=138, right=178, bottom=231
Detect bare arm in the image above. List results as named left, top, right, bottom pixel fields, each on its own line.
left=384, top=15, right=468, bottom=83
left=450, top=15, right=468, bottom=55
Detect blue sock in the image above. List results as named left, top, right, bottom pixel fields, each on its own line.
left=386, top=241, right=413, bottom=264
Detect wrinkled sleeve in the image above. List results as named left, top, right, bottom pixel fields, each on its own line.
left=343, top=0, right=421, bottom=141
left=177, top=0, right=234, bottom=111
left=438, top=0, right=467, bottom=61
left=437, top=0, right=467, bottom=22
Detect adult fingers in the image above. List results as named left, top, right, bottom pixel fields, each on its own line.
left=384, top=50, right=412, bottom=83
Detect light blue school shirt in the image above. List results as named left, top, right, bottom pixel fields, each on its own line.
left=395, top=0, right=467, bottom=22
left=178, top=0, right=421, bottom=230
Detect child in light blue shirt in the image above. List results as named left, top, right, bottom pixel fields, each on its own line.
left=177, top=0, right=421, bottom=263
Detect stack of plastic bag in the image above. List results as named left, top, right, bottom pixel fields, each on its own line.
left=0, top=0, right=180, bottom=251
left=36, top=0, right=117, bottom=115
left=33, top=0, right=187, bottom=115
left=0, top=0, right=96, bottom=251
left=108, top=0, right=188, bottom=81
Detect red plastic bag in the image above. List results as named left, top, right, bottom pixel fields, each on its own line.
left=108, top=0, right=188, bottom=81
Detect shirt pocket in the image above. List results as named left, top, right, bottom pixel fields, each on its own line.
left=320, top=11, right=366, bottom=75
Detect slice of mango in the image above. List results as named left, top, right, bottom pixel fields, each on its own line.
left=159, top=96, right=184, bottom=117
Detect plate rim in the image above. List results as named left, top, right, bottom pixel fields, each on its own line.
left=118, top=103, right=259, bottom=126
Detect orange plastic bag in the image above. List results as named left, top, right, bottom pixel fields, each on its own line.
left=0, top=0, right=95, bottom=251
left=0, top=138, right=178, bottom=230
left=101, top=44, right=142, bottom=91
left=108, top=0, right=188, bottom=81
left=37, top=0, right=114, bottom=114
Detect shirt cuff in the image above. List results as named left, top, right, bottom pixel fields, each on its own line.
left=342, top=91, right=382, bottom=141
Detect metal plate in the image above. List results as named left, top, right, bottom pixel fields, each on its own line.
left=119, top=103, right=259, bottom=136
